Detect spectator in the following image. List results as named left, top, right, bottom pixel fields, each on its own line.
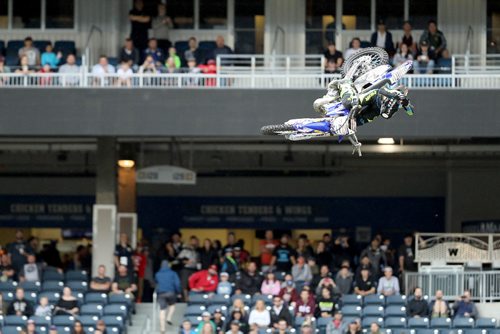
left=188, top=265, right=219, bottom=293
left=0, top=56, right=11, bottom=78
left=453, top=290, right=477, bottom=318
left=236, top=261, right=263, bottom=295
left=197, top=311, right=217, bottom=333
left=217, top=272, right=233, bottom=295
left=58, top=54, right=80, bottom=86
left=144, top=38, right=165, bottom=68
left=312, top=265, right=332, bottom=291
left=221, top=248, right=239, bottom=276
left=381, top=238, right=395, bottom=268
left=151, top=3, right=173, bottom=52
left=231, top=298, right=249, bottom=318
left=134, top=244, right=148, bottom=303
left=34, top=296, right=52, bottom=317
left=261, top=272, right=281, bottom=296
left=429, top=290, right=449, bottom=318
left=398, top=21, right=418, bottom=55
left=114, top=233, right=134, bottom=277
left=26, top=319, right=37, bottom=334
left=296, top=236, right=314, bottom=260
left=198, top=59, right=217, bottom=86
left=371, top=19, right=394, bottom=53
left=167, top=47, right=181, bottom=69
left=295, top=289, right=315, bottom=318
left=323, top=42, right=343, bottom=72
left=332, top=235, right=355, bottom=270
left=129, top=0, right=150, bottom=52
left=71, top=320, right=86, bottom=334
left=407, top=287, right=428, bottom=317
left=353, top=265, right=376, bottom=296
left=335, top=263, right=353, bottom=295
left=116, top=61, right=133, bottom=87
left=182, top=320, right=196, bottom=334
left=260, top=230, right=278, bottom=271
left=360, top=238, right=387, bottom=277
left=344, top=38, right=362, bottom=61
left=19, top=253, right=42, bottom=282
left=119, top=38, right=140, bottom=68
left=223, top=232, right=238, bottom=254
left=369, top=322, right=382, bottom=334
left=377, top=267, right=399, bottom=296
left=177, top=236, right=200, bottom=299
left=346, top=321, right=361, bottom=334
left=270, top=295, right=292, bottom=329
left=414, top=41, right=435, bottom=74
left=234, top=241, right=251, bottom=265
left=54, top=286, right=79, bottom=316
left=209, top=36, right=233, bottom=62
left=7, top=230, right=33, bottom=272
left=420, top=20, right=447, bottom=57
left=165, top=56, right=178, bottom=74
left=272, top=319, right=289, bottom=334
left=156, top=260, right=181, bottom=331
left=393, top=44, right=414, bottom=67
left=291, top=256, right=313, bottom=284
left=171, top=232, right=184, bottom=255
left=91, top=55, right=116, bottom=86
left=49, top=325, right=58, bottom=334
left=249, top=300, right=271, bottom=329
left=185, top=37, right=205, bottom=68
left=316, top=287, right=336, bottom=318
left=315, top=275, right=337, bottom=298
left=7, top=288, right=33, bottom=316
left=200, top=238, right=218, bottom=270
left=112, top=265, right=138, bottom=296
left=300, top=324, right=315, bottom=334
left=213, top=309, right=225, bottom=334
left=183, top=57, right=201, bottom=86
left=315, top=241, right=334, bottom=271
left=437, top=49, right=452, bottom=73
left=90, top=265, right=112, bottom=293
left=271, top=235, right=296, bottom=273
left=279, top=275, right=298, bottom=307
left=15, top=55, right=33, bottom=74
left=41, top=43, right=62, bottom=69
left=38, top=63, right=53, bottom=86
left=0, top=251, right=16, bottom=281
left=139, top=55, right=160, bottom=74
left=95, top=320, right=106, bottom=334
left=18, top=37, right=40, bottom=66
left=228, top=309, right=249, bottom=333
left=325, top=312, right=346, bottom=334
left=325, top=59, right=339, bottom=74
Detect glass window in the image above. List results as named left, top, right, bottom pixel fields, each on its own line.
left=306, top=0, right=336, bottom=54
left=376, top=0, right=404, bottom=30
left=342, top=0, right=371, bottom=30
left=200, top=0, right=227, bottom=29
left=46, top=0, right=74, bottom=29
left=0, top=0, right=7, bottom=29
left=13, top=0, right=41, bottom=29
left=167, top=0, right=194, bottom=29
left=487, top=0, right=500, bottom=53
left=409, top=0, right=437, bottom=29
left=235, top=0, right=264, bottom=53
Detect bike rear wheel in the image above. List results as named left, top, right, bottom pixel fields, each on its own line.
left=261, top=123, right=295, bottom=135
left=341, top=47, right=389, bottom=79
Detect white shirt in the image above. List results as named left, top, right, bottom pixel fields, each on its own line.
left=117, top=67, right=133, bottom=79
left=376, top=32, right=387, bottom=48
left=248, top=309, right=271, bottom=327
left=344, top=48, right=360, bottom=60
left=92, top=64, right=116, bottom=75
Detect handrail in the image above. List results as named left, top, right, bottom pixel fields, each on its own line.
left=152, top=290, right=157, bottom=332
left=83, top=25, right=103, bottom=68
left=465, top=25, right=473, bottom=56
left=272, top=26, right=286, bottom=56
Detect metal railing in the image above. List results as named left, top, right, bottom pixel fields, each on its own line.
left=452, top=54, right=500, bottom=74
left=404, top=271, right=500, bottom=303
left=2, top=72, right=500, bottom=89
left=216, top=54, right=324, bottom=74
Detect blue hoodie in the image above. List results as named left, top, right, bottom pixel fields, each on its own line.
left=155, top=260, right=181, bottom=294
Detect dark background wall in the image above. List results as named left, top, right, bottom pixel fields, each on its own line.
left=0, top=88, right=498, bottom=138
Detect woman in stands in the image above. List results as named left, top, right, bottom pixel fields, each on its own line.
left=227, top=309, right=249, bottom=334
left=230, top=298, right=248, bottom=321
left=261, top=271, right=281, bottom=296
left=54, top=287, right=79, bottom=315
left=71, top=320, right=86, bottom=334
left=248, top=300, right=271, bottom=330
left=200, top=322, right=215, bottom=334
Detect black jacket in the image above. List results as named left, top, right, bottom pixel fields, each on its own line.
left=236, top=271, right=263, bottom=295
left=407, top=298, right=429, bottom=317
left=7, top=298, right=34, bottom=316
left=270, top=305, right=293, bottom=327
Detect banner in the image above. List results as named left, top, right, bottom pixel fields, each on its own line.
left=136, top=165, right=196, bottom=185
left=462, top=220, right=500, bottom=233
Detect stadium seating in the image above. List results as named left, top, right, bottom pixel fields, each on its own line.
left=231, top=294, right=251, bottom=304
left=30, top=316, right=52, bottom=327
left=0, top=280, right=18, bottom=293
left=430, top=317, right=452, bottom=329
left=2, top=326, right=25, bottom=334
left=363, top=305, right=384, bottom=317
left=66, top=280, right=88, bottom=292
left=385, top=317, right=407, bottom=328
left=52, top=315, right=76, bottom=327
left=198, top=41, right=217, bottom=52
left=0, top=40, right=5, bottom=55
left=207, top=304, right=229, bottom=317
left=341, top=305, right=362, bottom=317
left=54, top=40, right=76, bottom=56
left=384, top=306, right=406, bottom=317
left=38, top=291, right=61, bottom=304
left=408, top=317, right=430, bottom=328
left=81, top=303, right=104, bottom=317
left=476, top=318, right=498, bottom=329
left=361, top=317, right=384, bottom=329
left=341, top=294, right=363, bottom=307
left=453, top=317, right=475, bottom=329
left=4, top=315, right=29, bottom=326
left=42, top=280, right=65, bottom=292
left=251, top=294, right=273, bottom=306
left=85, top=292, right=108, bottom=305
left=33, top=40, right=51, bottom=52
left=209, top=294, right=231, bottom=306
left=386, top=295, right=407, bottom=306
left=43, top=270, right=64, bottom=282
left=364, top=294, right=385, bottom=306
left=20, top=281, right=42, bottom=293
left=79, top=315, right=100, bottom=327
left=185, top=304, right=207, bottom=316
left=6, top=40, right=24, bottom=58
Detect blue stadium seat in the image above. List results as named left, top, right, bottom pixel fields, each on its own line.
left=29, top=316, right=52, bottom=327
left=174, top=41, right=189, bottom=56
left=65, top=270, right=88, bottom=282
left=363, top=305, right=384, bottom=317
left=414, top=330, right=439, bottom=334
left=108, top=57, right=119, bottom=67
left=342, top=317, right=359, bottom=326
left=317, top=317, right=332, bottom=329
left=79, top=315, right=100, bottom=327
left=251, top=294, right=273, bottom=306
left=384, top=306, right=406, bottom=318
left=475, top=318, right=497, bottom=329
left=33, top=40, right=51, bottom=52
left=0, top=281, right=18, bottom=293
left=36, top=326, right=48, bottom=334
left=54, top=41, right=76, bottom=55
left=295, top=317, right=307, bottom=328
left=42, top=281, right=64, bottom=292
left=25, top=291, right=38, bottom=304
left=208, top=294, right=231, bottom=306
left=408, top=317, right=429, bottom=328
left=6, top=40, right=24, bottom=57
left=341, top=305, right=362, bottom=317
left=453, top=317, right=475, bottom=329
left=55, top=326, right=72, bottom=334
left=4, top=315, right=28, bottom=326
left=52, top=315, right=76, bottom=327
left=199, top=41, right=217, bottom=51
left=460, top=330, right=487, bottom=334
left=0, top=315, right=4, bottom=326
left=361, top=317, right=384, bottom=329
left=5, top=54, right=18, bottom=66
left=20, top=281, right=41, bottom=293
left=364, top=294, right=385, bottom=306
left=0, top=40, right=5, bottom=55
left=104, top=304, right=128, bottom=318
left=42, top=270, right=64, bottom=281
left=184, top=316, right=202, bottom=326
left=80, top=303, right=104, bottom=317
left=2, top=292, right=15, bottom=303
left=185, top=305, right=207, bottom=316
left=2, top=326, right=25, bottom=334
left=384, top=317, right=406, bottom=328
left=207, top=305, right=229, bottom=317
left=231, top=294, right=251, bottom=304
left=107, top=327, right=121, bottom=334
left=84, top=292, right=108, bottom=305
left=72, top=291, right=85, bottom=306
left=38, top=291, right=61, bottom=304
left=385, top=295, right=407, bottom=306
left=274, top=272, right=286, bottom=281
left=108, top=293, right=132, bottom=307
left=430, top=317, right=452, bottom=329
left=102, top=315, right=125, bottom=330
left=341, top=294, right=363, bottom=307
left=67, top=281, right=88, bottom=292
left=388, top=329, right=407, bottom=334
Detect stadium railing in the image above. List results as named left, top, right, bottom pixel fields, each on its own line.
left=453, top=54, right=500, bottom=74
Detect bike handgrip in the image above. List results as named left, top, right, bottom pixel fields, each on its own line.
left=360, top=78, right=391, bottom=94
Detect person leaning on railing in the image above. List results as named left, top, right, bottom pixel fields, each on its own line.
left=58, top=54, right=81, bottom=86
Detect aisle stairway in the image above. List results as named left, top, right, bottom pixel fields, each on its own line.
left=127, top=303, right=187, bottom=334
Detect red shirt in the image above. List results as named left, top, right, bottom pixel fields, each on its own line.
left=133, top=253, right=147, bottom=278
left=260, top=239, right=279, bottom=265
left=188, top=270, right=219, bottom=292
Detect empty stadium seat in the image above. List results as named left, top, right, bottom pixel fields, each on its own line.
left=209, top=294, right=231, bottom=306
left=361, top=317, right=384, bottom=329
left=79, top=315, right=100, bottom=327
left=20, top=281, right=41, bottom=293
left=231, top=294, right=251, bottom=304
left=52, top=315, right=76, bottom=327
left=364, top=294, right=385, bottom=306
left=6, top=40, right=24, bottom=57
left=43, top=270, right=64, bottom=281
left=72, top=291, right=85, bottom=306
left=5, top=54, right=18, bottom=66
left=0, top=281, right=18, bottom=293
left=101, top=315, right=125, bottom=330
left=104, top=304, right=128, bottom=318
left=67, top=281, right=88, bottom=292
left=386, top=295, right=407, bottom=306
left=33, top=40, right=51, bottom=52
left=54, top=41, right=76, bottom=56
left=459, top=330, right=487, bottom=334
left=341, top=305, right=362, bottom=317
left=475, top=318, right=497, bottom=329
left=453, top=317, right=475, bottom=329
left=107, top=327, right=121, bottom=334
left=363, top=305, right=384, bottom=317
left=385, top=306, right=406, bottom=318
left=25, top=291, right=39, bottom=304
left=42, top=280, right=64, bottom=292
left=29, top=316, right=52, bottom=327
left=430, top=317, right=452, bottom=329
left=108, top=293, right=132, bottom=307
left=36, top=326, right=48, bottom=334
left=185, top=304, right=207, bottom=316
left=341, top=294, right=363, bottom=307
left=385, top=317, right=407, bottom=328
left=4, top=315, right=28, bottom=326
left=207, top=304, right=229, bottom=317
left=85, top=292, right=108, bottom=305
left=2, top=292, right=15, bottom=303
left=408, top=317, right=429, bottom=328
left=317, top=317, right=332, bottom=329
left=0, top=40, right=5, bottom=55
left=199, top=41, right=217, bottom=51
left=295, top=317, right=308, bottom=328
left=38, top=291, right=60, bottom=304
left=251, top=294, right=273, bottom=305
left=2, top=326, right=25, bottom=334
left=55, top=326, right=72, bottom=334
left=81, top=303, right=104, bottom=317
left=65, top=270, right=88, bottom=282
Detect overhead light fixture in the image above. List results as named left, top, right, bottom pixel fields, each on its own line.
left=118, top=159, right=135, bottom=168
left=377, top=137, right=395, bottom=145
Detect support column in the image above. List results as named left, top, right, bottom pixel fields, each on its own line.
left=92, top=137, right=118, bottom=278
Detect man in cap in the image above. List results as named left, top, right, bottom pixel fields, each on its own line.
left=226, top=320, right=243, bottom=334
left=189, top=265, right=219, bottom=293
left=155, top=260, right=181, bottom=333
left=213, top=308, right=225, bottom=333
left=197, top=311, right=216, bottom=333
left=377, top=267, right=400, bottom=296
left=217, top=272, right=233, bottom=295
